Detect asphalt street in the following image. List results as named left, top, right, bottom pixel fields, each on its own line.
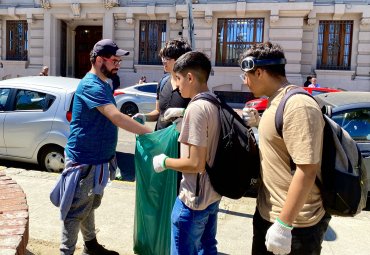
left=2, top=122, right=370, bottom=255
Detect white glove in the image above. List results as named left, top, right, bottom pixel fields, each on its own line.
left=265, top=219, right=293, bottom=255
left=152, top=154, right=169, bottom=173
left=163, top=108, right=185, bottom=121
left=132, top=113, right=146, bottom=124
left=242, top=107, right=260, bottom=127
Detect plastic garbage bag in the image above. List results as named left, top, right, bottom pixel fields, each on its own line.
left=134, top=123, right=179, bottom=255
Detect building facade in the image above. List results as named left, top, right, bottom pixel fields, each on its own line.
left=0, top=0, right=369, bottom=93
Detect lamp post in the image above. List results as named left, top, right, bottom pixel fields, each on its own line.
left=186, top=0, right=195, bottom=49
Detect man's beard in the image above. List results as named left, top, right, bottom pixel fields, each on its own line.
left=100, top=63, right=117, bottom=79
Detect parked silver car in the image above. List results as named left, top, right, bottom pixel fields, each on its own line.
left=0, top=76, right=79, bottom=172
left=114, top=82, right=157, bottom=116
left=315, top=91, right=370, bottom=197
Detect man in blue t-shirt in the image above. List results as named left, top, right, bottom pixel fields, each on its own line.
left=59, top=39, right=151, bottom=255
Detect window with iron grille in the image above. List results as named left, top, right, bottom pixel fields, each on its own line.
left=317, top=20, right=353, bottom=70
left=6, top=20, right=28, bottom=61
left=216, top=18, right=264, bottom=67
left=139, top=20, right=166, bottom=65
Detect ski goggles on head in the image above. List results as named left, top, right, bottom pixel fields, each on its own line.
left=240, top=56, right=287, bottom=72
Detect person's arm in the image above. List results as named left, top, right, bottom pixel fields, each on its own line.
left=153, top=143, right=207, bottom=174
left=278, top=163, right=319, bottom=225
left=265, top=163, right=318, bottom=254
left=97, top=103, right=151, bottom=134
left=166, top=144, right=206, bottom=173
left=143, top=100, right=160, bottom=122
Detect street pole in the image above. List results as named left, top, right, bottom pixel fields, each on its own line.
left=186, top=0, right=195, bottom=49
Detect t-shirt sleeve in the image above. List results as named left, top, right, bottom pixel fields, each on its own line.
left=282, top=95, right=324, bottom=165
left=178, top=102, right=208, bottom=148
left=80, top=80, right=112, bottom=109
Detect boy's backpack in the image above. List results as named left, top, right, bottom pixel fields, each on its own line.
left=192, top=93, right=260, bottom=199
left=158, top=74, right=170, bottom=92
left=275, top=87, right=368, bottom=216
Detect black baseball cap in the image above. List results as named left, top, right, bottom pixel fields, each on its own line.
left=93, top=39, right=129, bottom=57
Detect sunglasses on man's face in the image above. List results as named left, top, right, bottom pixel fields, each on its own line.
left=101, top=57, right=122, bottom=66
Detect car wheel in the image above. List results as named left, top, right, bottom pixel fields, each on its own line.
left=38, top=145, right=65, bottom=173
left=120, top=102, right=139, bottom=116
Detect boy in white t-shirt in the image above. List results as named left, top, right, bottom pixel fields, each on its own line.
left=152, top=51, right=222, bottom=254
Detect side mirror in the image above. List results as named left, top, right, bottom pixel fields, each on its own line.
left=322, top=105, right=332, bottom=117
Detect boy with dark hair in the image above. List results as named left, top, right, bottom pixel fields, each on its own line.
left=240, top=42, right=331, bottom=255
left=152, top=51, right=222, bottom=254
left=133, top=39, right=192, bottom=130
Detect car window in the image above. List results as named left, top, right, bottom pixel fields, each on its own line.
left=332, top=108, right=370, bottom=142
left=0, top=88, right=10, bottom=110
left=15, top=90, right=55, bottom=111
left=136, top=84, right=157, bottom=94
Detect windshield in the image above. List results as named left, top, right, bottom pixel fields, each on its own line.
left=332, top=108, right=370, bottom=142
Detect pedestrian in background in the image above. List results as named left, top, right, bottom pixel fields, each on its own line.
left=303, top=75, right=312, bottom=87
left=39, top=66, right=49, bottom=76
left=153, top=51, right=222, bottom=254
left=240, top=42, right=330, bottom=255
left=50, top=39, right=151, bottom=255
left=138, top=75, right=146, bottom=84
left=308, top=77, right=320, bottom=88
left=111, top=73, right=120, bottom=90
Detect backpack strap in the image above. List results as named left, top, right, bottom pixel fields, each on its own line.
left=275, top=87, right=313, bottom=137
left=191, top=92, right=220, bottom=106
left=274, top=88, right=328, bottom=192
left=158, top=74, right=170, bottom=92
left=191, top=92, right=220, bottom=199
left=275, top=87, right=313, bottom=174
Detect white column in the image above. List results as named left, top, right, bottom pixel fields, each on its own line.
left=103, top=11, right=114, bottom=40
left=43, top=12, right=52, bottom=74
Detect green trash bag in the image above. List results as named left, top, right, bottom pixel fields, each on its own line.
left=133, top=123, right=179, bottom=255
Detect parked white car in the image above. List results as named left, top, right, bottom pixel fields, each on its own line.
left=114, top=82, right=157, bottom=116
left=0, top=76, right=80, bottom=172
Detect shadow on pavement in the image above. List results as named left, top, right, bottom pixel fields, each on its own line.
left=218, top=208, right=253, bottom=219
left=0, top=159, right=42, bottom=171
left=116, top=151, right=135, bottom=182
left=0, top=152, right=137, bottom=182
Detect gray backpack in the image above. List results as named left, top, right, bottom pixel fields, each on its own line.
left=275, top=87, right=368, bottom=216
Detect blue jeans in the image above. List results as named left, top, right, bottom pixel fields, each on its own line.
left=252, top=208, right=331, bottom=255
left=171, top=197, right=220, bottom=255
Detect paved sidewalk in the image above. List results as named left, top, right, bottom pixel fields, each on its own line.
left=3, top=167, right=370, bottom=255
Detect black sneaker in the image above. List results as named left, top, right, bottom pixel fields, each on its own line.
left=82, top=238, right=119, bottom=255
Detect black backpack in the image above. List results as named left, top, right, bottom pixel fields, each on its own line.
left=158, top=74, right=170, bottom=92
left=192, top=93, right=260, bottom=199
left=275, top=87, right=368, bottom=216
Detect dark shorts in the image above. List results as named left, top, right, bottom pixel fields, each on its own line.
left=252, top=208, right=331, bottom=255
